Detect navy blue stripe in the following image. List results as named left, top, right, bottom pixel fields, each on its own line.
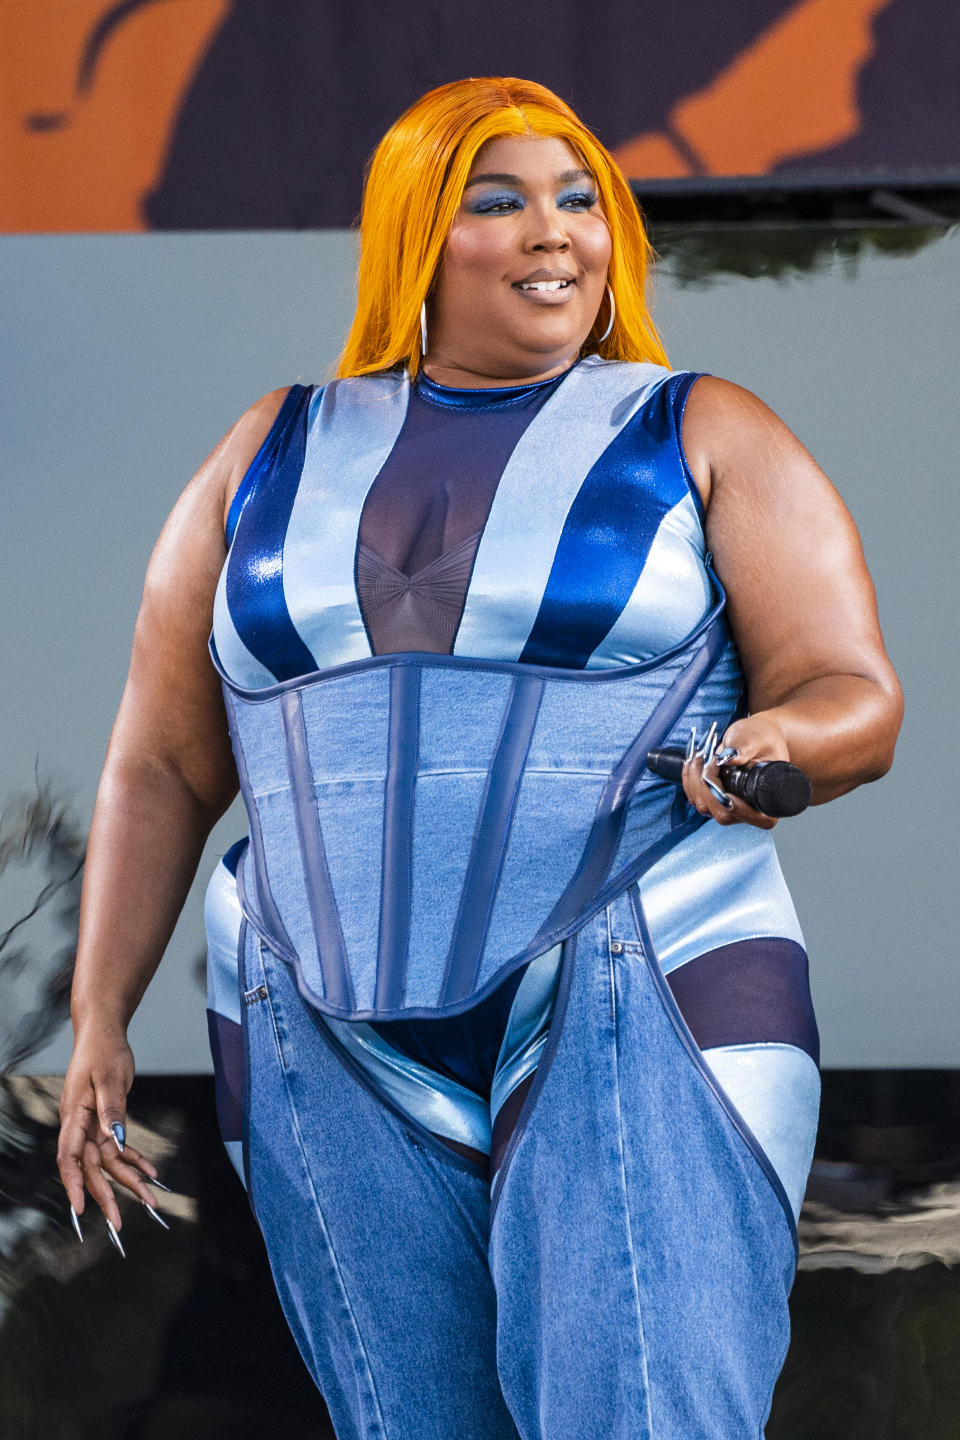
left=375, top=666, right=420, bottom=1010
left=533, top=618, right=727, bottom=944
left=280, top=689, right=354, bottom=1011
left=221, top=837, right=247, bottom=877
left=628, top=884, right=800, bottom=1264
left=207, top=565, right=726, bottom=701
left=667, top=938, right=820, bottom=1067
left=207, top=1009, right=243, bottom=1142
left=489, top=932, right=578, bottom=1223
left=441, top=676, right=545, bottom=1005
left=304, top=1004, right=488, bottom=1178
left=518, top=376, right=697, bottom=669
left=223, top=697, right=296, bottom=957
left=371, top=961, right=528, bottom=1095
left=225, top=384, right=317, bottom=682
left=225, top=383, right=307, bottom=545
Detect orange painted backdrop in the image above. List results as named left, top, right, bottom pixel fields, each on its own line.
left=1, top=0, right=954, bottom=232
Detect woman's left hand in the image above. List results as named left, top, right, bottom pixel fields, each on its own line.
left=681, top=713, right=790, bottom=830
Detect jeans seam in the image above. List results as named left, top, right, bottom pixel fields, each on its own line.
left=258, top=943, right=294, bottom=1071
left=263, top=980, right=390, bottom=1439
left=605, top=904, right=615, bottom=1022
left=628, top=887, right=800, bottom=1263
left=610, top=961, right=656, bottom=1437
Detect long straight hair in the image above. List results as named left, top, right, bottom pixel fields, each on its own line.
left=336, top=77, right=669, bottom=380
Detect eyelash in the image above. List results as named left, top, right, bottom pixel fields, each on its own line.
left=470, top=191, right=599, bottom=215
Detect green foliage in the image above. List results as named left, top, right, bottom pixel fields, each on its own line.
left=652, top=225, right=951, bottom=288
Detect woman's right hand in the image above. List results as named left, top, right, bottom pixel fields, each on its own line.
left=57, top=1030, right=160, bottom=1236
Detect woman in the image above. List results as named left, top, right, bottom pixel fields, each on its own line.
left=58, top=77, right=902, bottom=1439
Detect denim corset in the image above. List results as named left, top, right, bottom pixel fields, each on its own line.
left=212, top=588, right=746, bottom=1023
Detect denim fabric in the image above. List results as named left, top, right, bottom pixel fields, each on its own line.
left=222, top=619, right=742, bottom=1022
left=237, top=884, right=801, bottom=1439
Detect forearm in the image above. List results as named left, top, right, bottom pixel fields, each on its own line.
left=751, top=672, right=902, bottom=804
left=71, top=757, right=231, bottom=1039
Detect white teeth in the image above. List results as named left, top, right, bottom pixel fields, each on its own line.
left=518, top=279, right=571, bottom=291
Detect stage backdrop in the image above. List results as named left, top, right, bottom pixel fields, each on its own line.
left=1, top=224, right=957, bottom=1074
left=2, top=0, right=959, bottom=232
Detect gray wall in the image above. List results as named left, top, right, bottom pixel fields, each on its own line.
left=1, top=227, right=956, bottom=1071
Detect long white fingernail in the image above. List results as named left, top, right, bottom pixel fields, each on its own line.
left=142, top=1201, right=170, bottom=1231
left=105, top=1217, right=126, bottom=1258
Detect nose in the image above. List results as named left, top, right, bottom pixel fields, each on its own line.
left=525, top=203, right=571, bottom=252
left=529, top=228, right=575, bottom=254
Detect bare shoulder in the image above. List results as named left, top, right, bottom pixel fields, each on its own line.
left=680, top=374, right=819, bottom=510
left=156, top=386, right=294, bottom=549
left=215, top=386, right=294, bottom=534
left=138, top=386, right=295, bottom=639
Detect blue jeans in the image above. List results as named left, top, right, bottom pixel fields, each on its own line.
left=225, top=881, right=809, bottom=1440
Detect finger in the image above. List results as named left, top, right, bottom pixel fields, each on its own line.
left=707, top=752, right=781, bottom=829
left=694, top=759, right=737, bottom=823
left=682, top=747, right=722, bottom=817
left=57, top=1102, right=100, bottom=1213
left=93, top=1076, right=129, bottom=1156
left=57, top=1129, right=90, bottom=1214
left=681, top=753, right=708, bottom=814
left=110, top=1141, right=159, bottom=1181
left=80, top=1139, right=123, bottom=1230
left=98, top=1145, right=158, bottom=1206
left=687, top=751, right=777, bottom=829
left=708, top=778, right=778, bottom=829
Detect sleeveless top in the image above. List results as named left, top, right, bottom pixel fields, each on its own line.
left=211, top=355, right=713, bottom=683
left=205, top=362, right=813, bottom=1246
left=204, top=357, right=805, bottom=1036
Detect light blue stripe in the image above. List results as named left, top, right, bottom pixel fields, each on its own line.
left=517, top=374, right=692, bottom=668
left=212, top=565, right=280, bottom=691
left=454, top=357, right=673, bottom=660
left=701, top=1042, right=821, bottom=1223
left=641, top=822, right=805, bottom=974
left=317, top=1014, right=492, bottom=1154
left=587, top=493, right=714, bottom=667
left=490, top=943, right=564, bottom=1122
left=223, top=1139, right=246, bottom=1187
left=283, top=375, right=410, bottom=668
left=204, top=853, right=244, bottom=1026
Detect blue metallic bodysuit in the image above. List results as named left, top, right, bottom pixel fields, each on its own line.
left=204, top=357, right=820, bottom=1237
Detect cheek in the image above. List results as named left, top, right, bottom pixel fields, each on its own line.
left=443, top=222, right=514, bottom=275
left=578, top=217, right=612, bottom=271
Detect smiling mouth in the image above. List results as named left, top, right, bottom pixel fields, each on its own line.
left=514, top=278, right=575, bottom=292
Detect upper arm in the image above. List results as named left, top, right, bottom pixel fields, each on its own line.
left=681, top=375, right=901, bottom=712
left=106, top=387, right=292, bottom=812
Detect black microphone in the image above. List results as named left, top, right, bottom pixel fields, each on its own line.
left=645, top=747, right=812, bottom=818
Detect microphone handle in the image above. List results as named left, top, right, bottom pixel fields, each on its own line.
left=644, top=747, right=812, bottom=818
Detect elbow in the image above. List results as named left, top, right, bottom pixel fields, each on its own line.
left=860, top=673, right=905, bottom=783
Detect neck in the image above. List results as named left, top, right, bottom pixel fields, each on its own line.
left=420, top=351, right=581, bottom=389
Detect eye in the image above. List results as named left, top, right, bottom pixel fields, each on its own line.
left=468, top=193, right=523, bottom=215
left=559, top=190, right=599, bottom=210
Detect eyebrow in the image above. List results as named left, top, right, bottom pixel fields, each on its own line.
left=463, top=168, right=594, bottom=190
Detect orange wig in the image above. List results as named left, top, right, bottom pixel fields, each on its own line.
left=335, top=77, right=669, bottom=380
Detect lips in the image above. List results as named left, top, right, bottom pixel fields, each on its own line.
left=514, top=278, right=575, bottom=292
